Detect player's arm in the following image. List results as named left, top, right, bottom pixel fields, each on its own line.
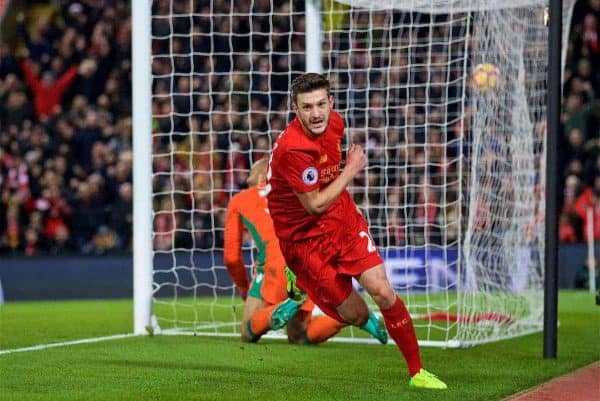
left=223, top=199, right=249, bottom=299
left=296, top=143, right=366, bottom=215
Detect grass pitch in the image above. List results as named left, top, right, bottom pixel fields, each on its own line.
left=0, top=291, right=598, bottom=401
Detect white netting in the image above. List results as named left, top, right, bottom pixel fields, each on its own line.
left=334, top=0, right=547, bottom=13
left=148, top=0, right=573, bottom=346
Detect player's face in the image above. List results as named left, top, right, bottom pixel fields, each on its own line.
left=293, top=89, right=333, bottom=137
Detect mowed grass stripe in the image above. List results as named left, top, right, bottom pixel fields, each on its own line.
left=0, top=291, right=598, bottom=401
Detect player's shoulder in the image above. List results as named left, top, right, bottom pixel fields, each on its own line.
left=328, top=110, right=345, bottom=137
left=330, top=110, right=344, bottom=129
left=275, top=119, right=319, bottom=155
left=227, top=191, right=242, bottom=209
left=229, top=187, right=254, bottom=207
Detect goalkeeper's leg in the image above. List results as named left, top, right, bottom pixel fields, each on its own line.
left=269, top=267, right=306, bottom=330
left=284, top=268, right=346, bottom=344
left=297, top=312, right=387, bottom=345
left=241, top=267, right=305, bottom=342
left=242, top=297, right=303, bottom=342
left=241, top=273, right=295, bottom=342
left=286, top=311, right=345, bottom=344
left=285, top=267, right=388, bottom=345
left=240, top=296, right=271, bottom=342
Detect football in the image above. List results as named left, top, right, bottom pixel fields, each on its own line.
left=472, top=63, right=500, bottom=92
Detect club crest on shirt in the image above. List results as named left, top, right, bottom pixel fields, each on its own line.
left=302, top=167, right=318, bottom=185
left=320, top=154, right=328, bottom=164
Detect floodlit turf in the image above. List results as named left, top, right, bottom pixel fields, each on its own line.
left=0, top=291, right=598, bottom=401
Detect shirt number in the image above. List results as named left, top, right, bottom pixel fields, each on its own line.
left=265, top=143, right=278, bottom=195
left=359, top=231, right=376, bottom=253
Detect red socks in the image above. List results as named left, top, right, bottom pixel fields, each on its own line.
left=380, top=296, right=423, bottom=376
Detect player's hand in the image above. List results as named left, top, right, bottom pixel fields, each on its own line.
left=345, top=143, right=367, bottom=176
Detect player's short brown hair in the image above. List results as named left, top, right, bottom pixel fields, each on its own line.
left=290, top=73, right=330, bottom=103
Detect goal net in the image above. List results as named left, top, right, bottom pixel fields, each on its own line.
left=145, top=0, right=574, bottom=346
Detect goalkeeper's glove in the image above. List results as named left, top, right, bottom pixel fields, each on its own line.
left=285, top=266, right=306, bottom=303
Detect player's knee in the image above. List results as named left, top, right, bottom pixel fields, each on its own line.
left=353, top=311, right=369, bottom=327
left=339, top=304, right=369, bottom=326
left=370, top=284, right=397, bottom=309
left=287, top=314, right=309, bottom=345
left=287, top=327, right=307, bottom=345
left=241, top=333, right=255, bottom=343
left=350, top=311, right=369, bottom=327
left=241, top=322, right=259, bottom=343
left=241, top=329, right=258, bottom=343
left=337, top=291, right=370, bottom=326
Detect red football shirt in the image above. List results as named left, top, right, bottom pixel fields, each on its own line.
left=267, top=111, right=355, bottom=241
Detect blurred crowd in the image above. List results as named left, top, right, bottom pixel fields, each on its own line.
left=0, top=0, right=598, bottom=256
left=148, top=0, right=466, bottom=251
left=558, top=0, right=600, bottom=244
left=0, top=0, right=132, bottom=255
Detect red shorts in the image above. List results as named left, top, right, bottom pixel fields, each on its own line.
left=279, top=213, right=383, bottom=322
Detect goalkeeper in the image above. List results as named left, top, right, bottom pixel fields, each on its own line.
left=224, top=158, right=387, bottom=344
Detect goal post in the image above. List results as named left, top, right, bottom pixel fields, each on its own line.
left=133, top=0, right=575, bottom=347
left=306, top=0, right=323, bottom=74
left=132, top=0, right=153, bottom=335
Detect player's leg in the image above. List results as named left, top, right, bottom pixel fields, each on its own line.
left=289, top=290, right=387, bottom=344
left=286, top=296, right=340, bottom=344
left=358, top=265, right=422, bottom=368
left=280, top=238, right=350, bottom=324
left=358, top=264, right=421, bottom=372
left=241, top=295, right=270, bottom=342
left=304, top=314, right=347, bottom=344
left=245, top=261, right=306, bottom=335
left=286, top=310, right=310, bottom=344
left=269, top=266, right=307, bottom=330
left=241, top=271, right=296, bottom=342
left=285, top=309, right=339, bottom=345
left=335, top=288, right=370, bottom=326
left=358, top=264, right=447, bottom=389
left=357, top=263, right=397, bottom=308
left=339, top=212, right=429, bottom=374
left=286, top=308, right=347, bottom=345
left=270, top=298, right=303, bottom=330
left=280, top=239, right=387, bottom=343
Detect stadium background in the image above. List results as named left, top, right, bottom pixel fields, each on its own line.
left=0, top=2, right=598, bottom=401
left=0, top=0, right=597, bottom=297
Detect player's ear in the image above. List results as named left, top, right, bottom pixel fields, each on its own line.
left=291, top=96, right=298, bottom=113
left=329, top=95, right=334, bottom=108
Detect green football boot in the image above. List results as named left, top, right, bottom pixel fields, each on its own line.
left=360, top=312, right=388, bottom=344
left=270, top=298, right=301, bottom=330
left=408, top=369, right=448, bottom=390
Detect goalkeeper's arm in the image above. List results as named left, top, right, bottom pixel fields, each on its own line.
left=223, top=200, right=249, bottom=300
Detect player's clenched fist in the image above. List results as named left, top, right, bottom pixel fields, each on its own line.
left=345, top=143, right=367, bottom=175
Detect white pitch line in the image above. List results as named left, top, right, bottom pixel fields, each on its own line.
left=0, top=333, right=137, bottom=355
